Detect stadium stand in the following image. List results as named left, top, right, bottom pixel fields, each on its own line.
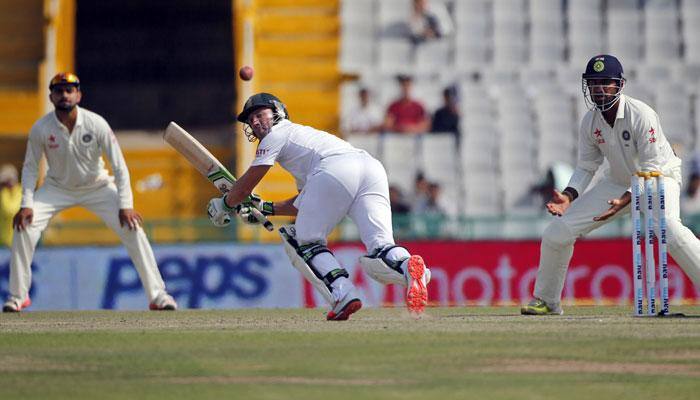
left=340, top=0, right=700, bottom=219
left=0, top=0, right=45, bottom=135
left=2, top=0, right=700, bottom=243
left=419, top=133, right=460, bottom=215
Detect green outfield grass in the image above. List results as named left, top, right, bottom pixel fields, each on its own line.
left=1, top=306, right=699, bottom=400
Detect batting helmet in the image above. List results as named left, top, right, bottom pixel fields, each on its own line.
left=581, top=55, right=625, bottom=112
left=237, top=93, right=289, bottom=123
left=582, top=54, right=624, bottom=80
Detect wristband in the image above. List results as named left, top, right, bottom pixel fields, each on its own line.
left=260, top=201, right=274, bottom=216
left=562, top=187, right=578, bottom=202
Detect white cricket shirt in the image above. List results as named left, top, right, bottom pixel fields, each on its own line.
left=567, top=94, right=682, bottom=194
left=21, top=106, right=134, bottom=208
left=251, top=119, right=363, bottom=189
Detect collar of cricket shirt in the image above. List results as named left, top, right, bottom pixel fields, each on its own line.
left=74, top=106, right=85, bottom=127
left=614, top=94, right=626, bottom=120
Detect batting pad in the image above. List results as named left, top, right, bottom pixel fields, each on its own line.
left=279, top=225, right=334, bottom=305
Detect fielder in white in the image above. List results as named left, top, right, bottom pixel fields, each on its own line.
left=207, top=93, right=429, bottom=320
left=2, top=72, right=177, bottom=312
left=522, top=54, right=700, bottom=315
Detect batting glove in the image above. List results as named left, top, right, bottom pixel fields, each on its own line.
left=207, top=196, right=233, bottom=227
left=235, top=194, right=274, bottom=225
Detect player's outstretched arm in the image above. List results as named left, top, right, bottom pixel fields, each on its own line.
left=208, top=165, right=274, bottom=228
left=222, top=165, right=271, bottom=208
left=262, top=195, right=299, bottom=217
left=267, top=196, right=298, bottom=216
left=593, top=191, right=631, bottom=222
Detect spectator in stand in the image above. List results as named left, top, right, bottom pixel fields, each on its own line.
left=411, top=172, right=431, bottom=211
left=412, top=173, right=445, bottom=216
left=424, top=182, right=445, bottom=215
left=389, top=185, right=411, bottom=216
left=430, top=85, right=460, bottom=140
left=389, top=184, right=412, bottom=237
left=384, top=75, right=430, bottom=134
left=342, top=87, right=383, bottom=134
left=0, top=164, right=21, bottom=248
left=411, top=173, right=446, bottom=237
left=408, top=0, right=454, bottom=44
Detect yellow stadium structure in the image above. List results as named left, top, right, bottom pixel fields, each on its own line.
left=0, top=0, right=342, bottom=245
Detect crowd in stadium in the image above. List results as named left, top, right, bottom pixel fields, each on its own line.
left=338, top=0, right=700, bottom=221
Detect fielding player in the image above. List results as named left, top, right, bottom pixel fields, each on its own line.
left=207, top=93, right=429, bottom=320
left=521, top=55, right=700, bottom=315
left=2, top=73, right=177, bottom=312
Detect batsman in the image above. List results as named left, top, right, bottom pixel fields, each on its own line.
left=522, top=54, right=700, bottom=315
left=207, top=93, right=429, bottom=320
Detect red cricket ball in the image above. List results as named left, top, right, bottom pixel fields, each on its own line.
left=239, top=65, right=254, bottom=81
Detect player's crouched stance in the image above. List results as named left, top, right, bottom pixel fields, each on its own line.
left=206, top=93, right=429, bottom=320
left=3, top=73, right=177, bottom=312
left=522, top=54, right=700, bottom=315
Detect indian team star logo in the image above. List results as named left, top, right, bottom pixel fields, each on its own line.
left=48, top=134, right=59, bottom=149
left=593, top=61, right=605, bottom=72
left=593, top=128, right=604, bottom=144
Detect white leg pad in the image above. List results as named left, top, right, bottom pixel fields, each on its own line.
left=359, top=256, right=406, bottom=286
left=279, top=225, right=334, bottom=305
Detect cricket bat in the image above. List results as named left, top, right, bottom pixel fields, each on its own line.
left=163, top=121, right=274, bottom=231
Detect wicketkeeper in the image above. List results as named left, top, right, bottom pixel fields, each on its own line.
left=207, top=93, right=430, bottom=320
left=521, top=55, right=700, bottom=315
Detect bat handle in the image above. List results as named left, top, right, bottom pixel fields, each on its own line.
left=249, top=207, right=274, bottom=231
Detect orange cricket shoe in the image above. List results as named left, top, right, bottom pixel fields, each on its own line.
left=406, top=255, right=428, bottom=315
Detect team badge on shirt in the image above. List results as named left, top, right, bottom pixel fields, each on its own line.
left=622, top=130, right=631, bottom=147
left=82, top=134, right=93, bottom=143
left=593, top=128, right=605, bottom=144
left=48, top=134, right=59, bottom=149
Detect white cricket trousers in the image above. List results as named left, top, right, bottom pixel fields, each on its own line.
left=290, top=151, right=414, bottom=306
left=8, top=182, right=166, bottom=304
left=294, top=151, right=395, bottom=253
left=534, top=176, right=700, bottom=307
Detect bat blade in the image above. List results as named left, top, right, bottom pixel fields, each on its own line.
left=163, top=121, right=273, bottom=231
left=164, top=122, right=223, bottom=177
